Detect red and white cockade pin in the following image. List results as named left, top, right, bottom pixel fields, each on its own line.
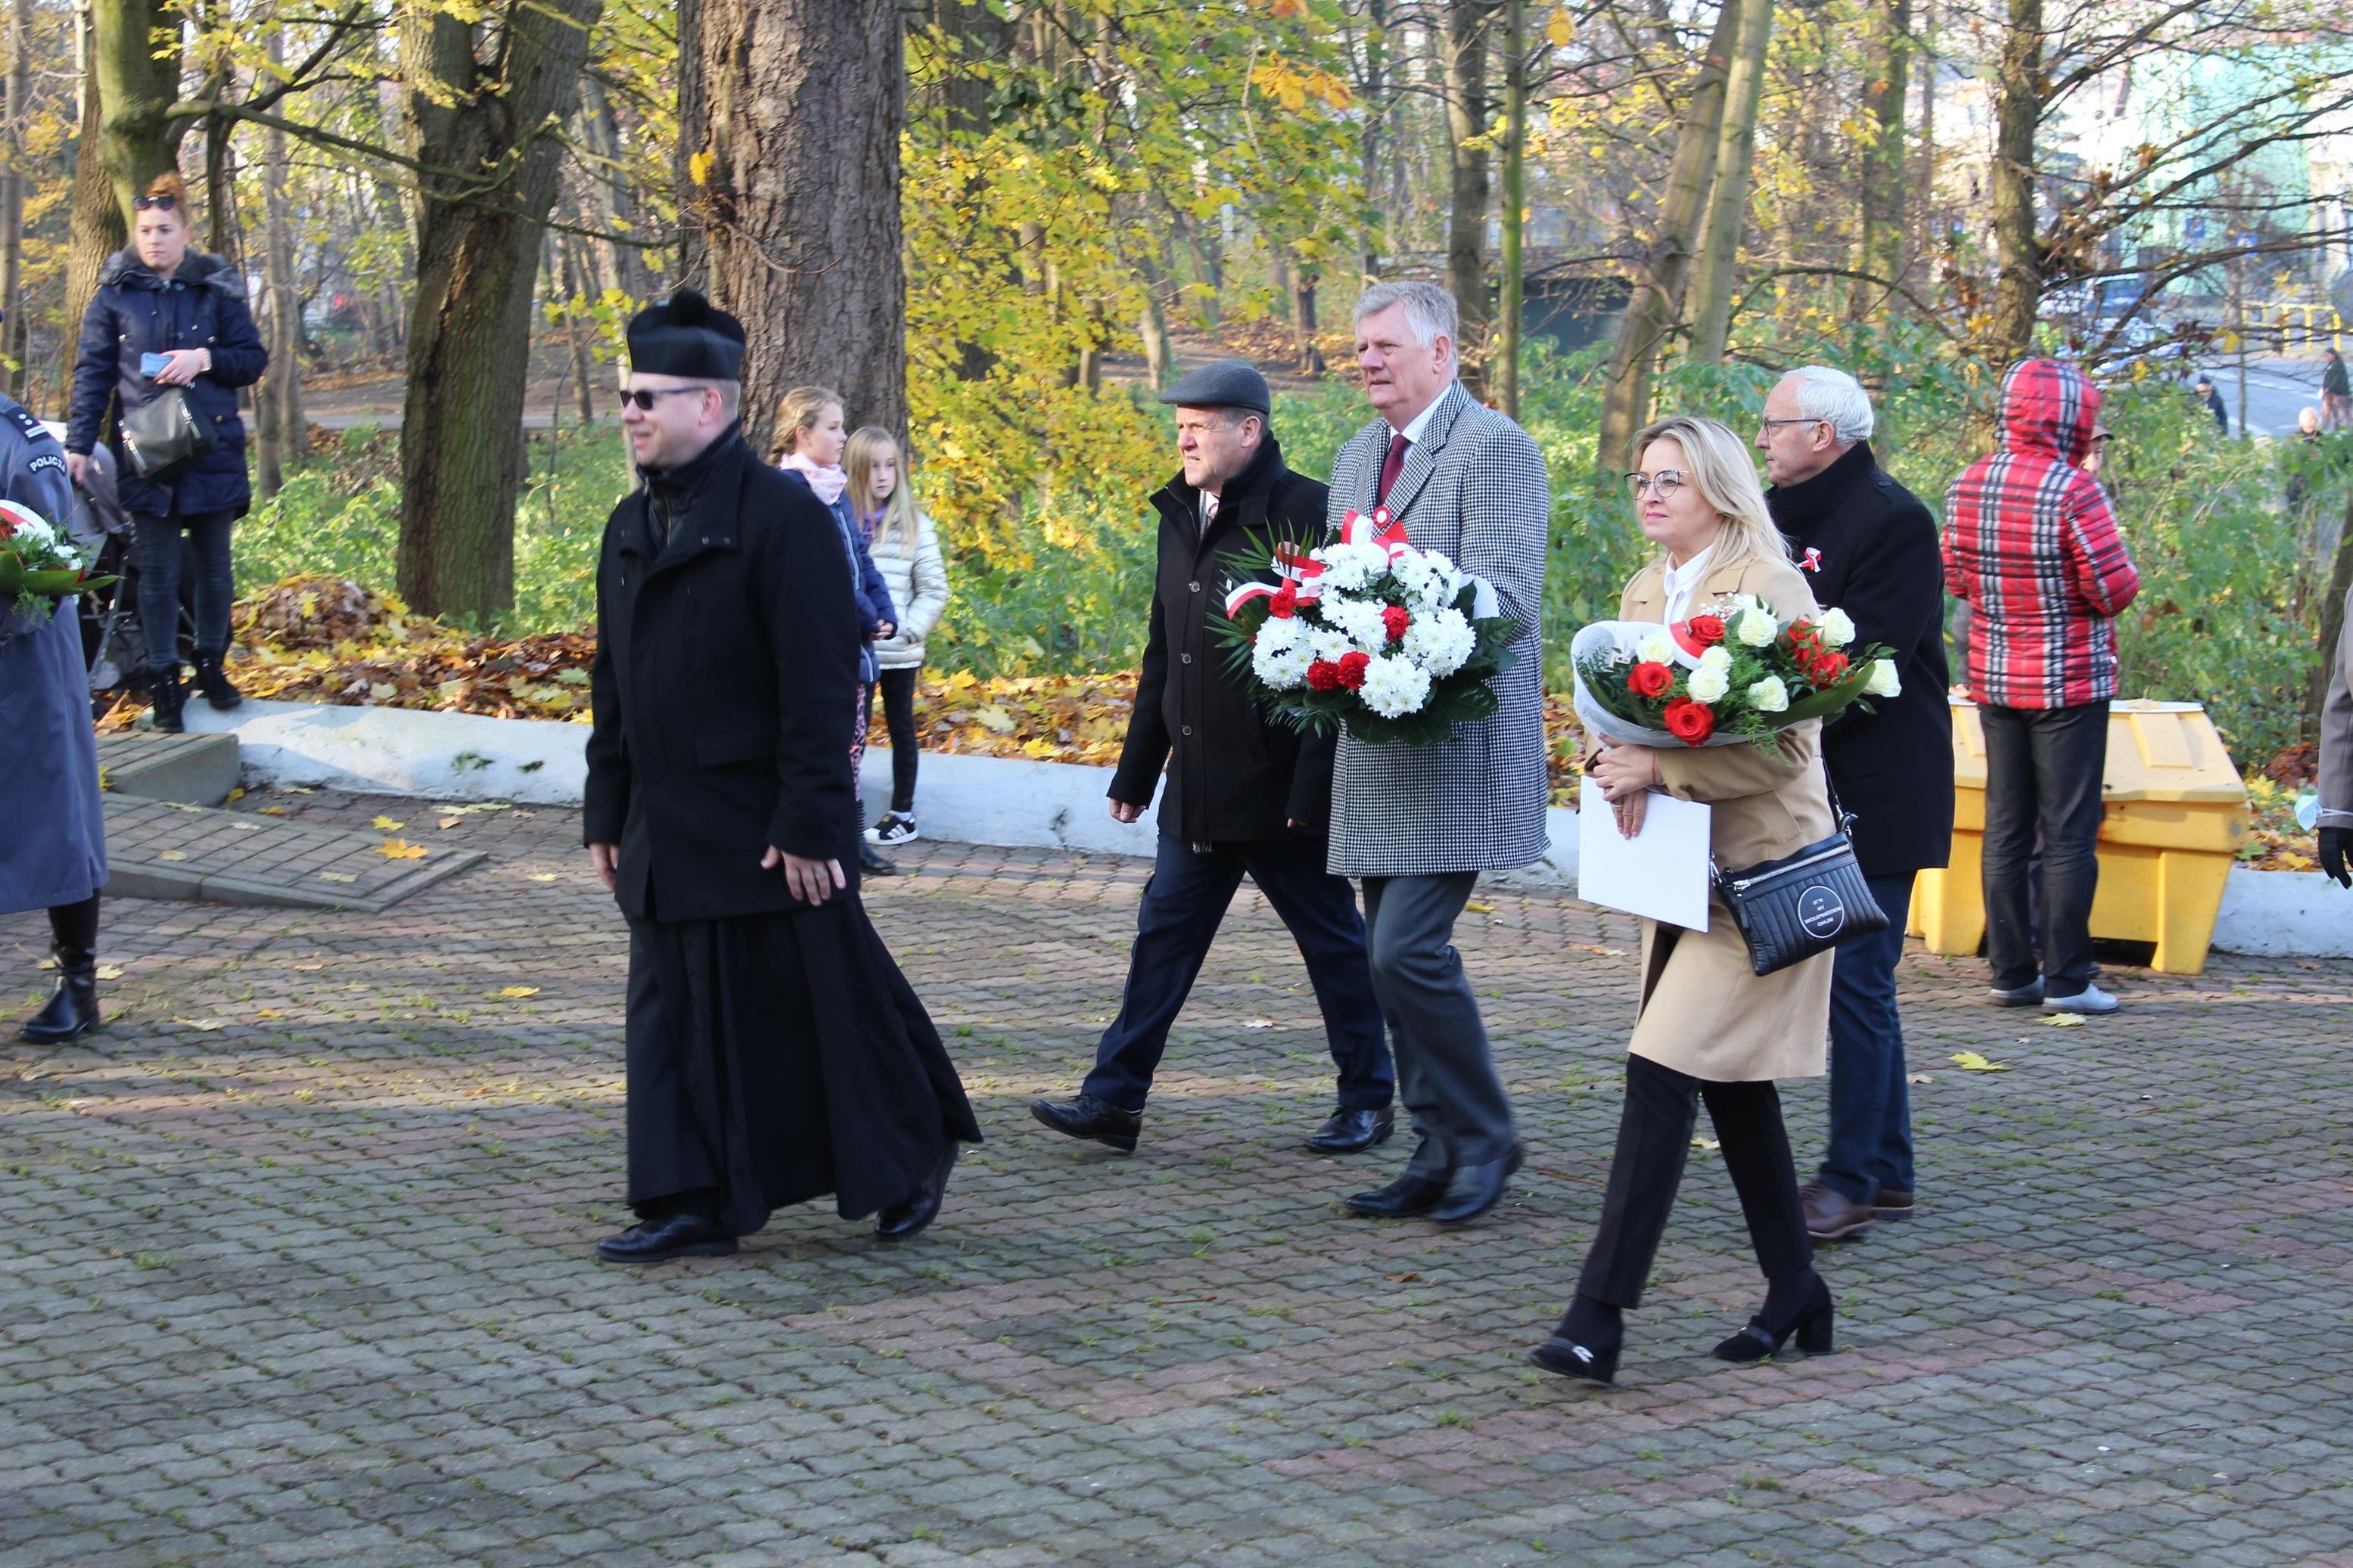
left=1800, top=547, right=1824, bottom=573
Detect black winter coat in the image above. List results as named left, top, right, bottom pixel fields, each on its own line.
left=1109, top=436, right=1337, bottom=843
left=585, top=427, right=863, bottom=921
left=67, top=249, right=268, bottom=518
left=1767, top=441, right=1955, bottom=878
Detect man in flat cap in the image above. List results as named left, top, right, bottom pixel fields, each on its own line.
left=586, top=288, right=978, bottom=1263
left=1030, top=359, right=1395, bottom=1157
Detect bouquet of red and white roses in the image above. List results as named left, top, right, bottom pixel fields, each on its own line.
left=1571, top=594, right=1900, bottom=751
left=0, top=499, right=111, bottom=625
left=1217, top=508, right=1520, bottom=747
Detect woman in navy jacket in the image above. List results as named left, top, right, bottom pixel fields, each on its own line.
left=65, top=171, right=268, bottom=730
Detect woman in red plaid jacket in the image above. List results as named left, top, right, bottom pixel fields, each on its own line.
left=1941, top=357, right=2140, bottom=1016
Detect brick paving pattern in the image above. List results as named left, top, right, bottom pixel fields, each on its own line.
left=98, top=796, right=488, bottom=911
left=4, top=787, right=2350, bottom=1566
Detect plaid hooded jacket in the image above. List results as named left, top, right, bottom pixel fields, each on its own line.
left=1942, top=359, right=2141, bottom=708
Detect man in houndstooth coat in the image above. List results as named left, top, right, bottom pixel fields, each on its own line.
left=1329, top=281, right=1551, bottom=1227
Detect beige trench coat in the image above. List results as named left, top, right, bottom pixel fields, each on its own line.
left=1607, top=552, right=1836, bottom=1082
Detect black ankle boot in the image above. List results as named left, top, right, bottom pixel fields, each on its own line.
left=1529, top=1295, right=1623, bottom=1385
left=191, top=651, right=244, bottom=711
left=148, top=664, right=185, bottom=733
left=21, top=945, right=102, bottom=1043
left=1713, top=1269, right=1834, bottom=1363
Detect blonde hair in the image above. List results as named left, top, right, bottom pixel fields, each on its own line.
left=775, top=384, right=844, bottom=455
left=1629, top=415, right=1786, bottom=573
left=844, top=425, right=922, bottom=551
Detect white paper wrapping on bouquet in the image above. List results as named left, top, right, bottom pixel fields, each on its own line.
left=1569, top=620, right=1749, bottom=749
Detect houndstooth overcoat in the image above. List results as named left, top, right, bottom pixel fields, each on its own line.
left=1325, top=382, right=1551, bottom=877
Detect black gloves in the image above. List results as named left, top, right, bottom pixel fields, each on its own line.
left=2323, top=826, right=2351, bottom=889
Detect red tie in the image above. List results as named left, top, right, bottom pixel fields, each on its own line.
left=1378, top=432, right=1410, bottom=505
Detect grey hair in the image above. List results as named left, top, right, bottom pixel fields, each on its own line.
left=1353, top=281, right=1458, bottom=351
left=713, top=380, right=742, bottom=422
left=1783, top=365, right=1874, bottom=445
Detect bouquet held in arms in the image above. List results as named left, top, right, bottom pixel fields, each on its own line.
left=1571, top=595, right=1899, bottom=752
left=1217, top=508, right=1519, bottom=747
left=0, top=500, right=112, bottom=624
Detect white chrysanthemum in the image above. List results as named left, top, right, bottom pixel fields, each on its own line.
left=1864, top=658, right=1902, bottom=697
left=1253, top=639, right=1314, bottom=690
left=1735, top=607, right=1780, bottom=647
left=1697, top=645, right=1732, bottom=674
left=1317, top=541, right=1391, bottom=592
left=11, top=516, right=57, bottom=549
left=1637, top=629, right=1679, bottom=666
left=1359, top=653, right=1434, bottom=718
left=1254, top=613, right=1304, bottom=654
left=1394, top=551, right=1464, bottom=610
left=1818, top=607, right=1857, bottom=647
left=1687, top=666, right=1731, bottom=703
left=1308, top=627, right=1357, bottom=666
left=1747, top=675, right=1790, bottom=713
left=1402, top=607, right=1476, bottom=677
left=1323, top=595, right=1394, bottom=653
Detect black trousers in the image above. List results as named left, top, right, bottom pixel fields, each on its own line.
left=864, top=666, right=921, bottom=814
left=1577, top=1053, right=1813, bottom=1309
left=1980, top=700, right=2109, bottom=996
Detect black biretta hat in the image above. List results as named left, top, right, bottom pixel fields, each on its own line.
left=626, top=288, right=746, bottom=380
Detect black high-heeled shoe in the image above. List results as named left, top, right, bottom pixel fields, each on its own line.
left=1528, top=1297, right=1623, bottom=1386
left=1711, top=1271, right=1834, bottom=1363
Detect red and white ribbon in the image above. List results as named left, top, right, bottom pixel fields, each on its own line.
left=1338, top=506, right=1413, bottom=560
left=1224, top=540, right=1329, bottom=616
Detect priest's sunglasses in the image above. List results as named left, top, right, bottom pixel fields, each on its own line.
left=619, top=385, right=714, bottom=411
left=1624, top=469, right=1687, bottom=498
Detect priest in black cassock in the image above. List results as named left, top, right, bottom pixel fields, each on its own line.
left=585, top=290, right=979, bottom=1264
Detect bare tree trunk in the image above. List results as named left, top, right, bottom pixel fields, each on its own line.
left=1494, top=0, right=1522, bottom=416
left=1294, top=269, right=1325, bottom=374
left=1849, top=0, right=1912, bottom=323
left=1135, top=233, right=1173, bottom=389
left=561, top=235, right=598, bottom=426
left=256, top=26, right=304, bottom=499
left=68, top=0, right=176, bottom=318
left=1987, top=0, right=2043, bottom=365
left=580, top=79, right=652, bottom=300
left=1593, top=0, right=1742, bottom=482
left=0, top=0, right=27, bottom=396
left=64, top=67, right=119, bottom=346
left=1688, top=0, right=1775, bottom=365
left=1357, top=0, right=1388, bottom=283
left=682, top=0, right=907, bottom=442
left=394, top=0, right=602, bottom=620
left=1443, top=0, right=1492, bottom=396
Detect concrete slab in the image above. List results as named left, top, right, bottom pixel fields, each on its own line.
left=101, top=796, right=487, bottom=911
left=96, top=731, right=241, bottom=807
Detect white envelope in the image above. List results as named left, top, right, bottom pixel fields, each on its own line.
left=1577, top=776, right=1712, bottom=932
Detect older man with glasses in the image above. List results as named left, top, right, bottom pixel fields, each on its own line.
left=1757, top=366, right=1952, bottom=1243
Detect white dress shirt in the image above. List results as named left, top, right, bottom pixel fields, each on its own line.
left=1661, top=544, right=1716, bottom=626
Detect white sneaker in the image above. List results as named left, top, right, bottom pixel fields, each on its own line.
left=2043, top=983, right=2121, bottom=1015
left=867, top=812, right=920, bottom=846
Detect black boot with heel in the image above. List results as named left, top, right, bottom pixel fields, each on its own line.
left=22, top=944, right=102, bottom=1043
left=1712, top=1269, right=1834, bottom=1362
left=1528, top=1295, right=1624, bottom=1386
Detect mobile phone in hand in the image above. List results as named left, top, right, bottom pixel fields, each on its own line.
left=140, top=351, right=170, bottom=378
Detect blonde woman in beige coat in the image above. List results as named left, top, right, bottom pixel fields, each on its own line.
left=1531, top=416, right=1839, bottom=1386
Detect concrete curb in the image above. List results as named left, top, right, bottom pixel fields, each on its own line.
left=186, top=697, right=2352, bottom=959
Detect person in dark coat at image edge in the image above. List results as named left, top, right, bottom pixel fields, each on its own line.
left=583, top=289, right=978, bottom=1265
left=1028, top=359, right=1397, bottom=1158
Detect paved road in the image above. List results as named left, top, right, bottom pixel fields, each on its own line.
left=2187, top=357, right=2339, bottom=439
left=5, top=790, right=2351, bottom=1566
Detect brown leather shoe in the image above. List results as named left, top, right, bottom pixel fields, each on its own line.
left=1872, top=1185, right=1915, bottom=1220
left=1801, top=1179, right=1876, bottom=1242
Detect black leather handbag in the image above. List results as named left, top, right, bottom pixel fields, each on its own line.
left=1711, top=802, right=1888, bottom=977
left=120, top=388, right=215, bottom=482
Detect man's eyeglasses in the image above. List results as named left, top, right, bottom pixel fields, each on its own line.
left=1625, top=470, right=1687, bottom=498
left=1758, top=417, right=1825, bottom=434
left=619, top=386, right=711, bottom=411
left=132, top=194, right=178, bottom=212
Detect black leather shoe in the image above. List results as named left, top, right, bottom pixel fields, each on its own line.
left=1344, top=1171, right=1451, bottom=1217
left=20, top=944, right=101, bottom=1044
left=877, top=1141, right=959, bottom=1243
left=1431, top=1144, right=1523, bottom=1226
left=1306, top=1106, right=1395, bottom=1154
left=1030, top=1094, right=1141, bottom=1153
left=859, top=843, right=898, bottom=876
left=596, top=1209, right=737, bottom=1264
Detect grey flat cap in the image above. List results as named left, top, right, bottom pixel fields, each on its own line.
left=1158, top=359, right=1271, bottom=417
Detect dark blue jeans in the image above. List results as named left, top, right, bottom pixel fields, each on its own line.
left=1817, top=872, right=1917, bottom=1206
left=132, top=508, right=235, bottom=663
left=1083, top=834, right=1394, bottom=1114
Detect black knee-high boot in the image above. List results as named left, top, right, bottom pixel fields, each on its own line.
left=22, top=895, right=102, bottom=1044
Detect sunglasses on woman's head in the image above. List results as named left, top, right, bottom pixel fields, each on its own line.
left=132, top=194, right=178, bottom=211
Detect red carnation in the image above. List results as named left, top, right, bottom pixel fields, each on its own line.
left=1382, top=604, right=1411, bottom=642
left=1686, top=613, right=1725, bottom=647
left=1627, top=660, right=1674, bottom=700
left=1809, top=650, right=1849, bottom=685
left=1306, top=659, right=1343, bottom=692
left=1337, top=650, right=1372, bottom=690
left=1662, top=697, right=1716, bottom=744
left=1269, top=585, right=1299, bottom=619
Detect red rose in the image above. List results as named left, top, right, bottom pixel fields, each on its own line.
left=1337, top=650, right=1372, bottom=690
left=1686, top=613, right=1725, bottom=646
left=1269, top=585, right=1298, bottom=619
left=1382, top=604, right=1411, bottom=642
left=1662, top=697, right=1716, bottom=744
left=1627, top=660, right=1674, bottom=699
left=1306, top=659, right=1342, bottom=692
left=1809, top=650, right=1849, bottom=685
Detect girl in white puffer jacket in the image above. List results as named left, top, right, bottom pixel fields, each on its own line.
left=847, top=427, right=950, bottom=847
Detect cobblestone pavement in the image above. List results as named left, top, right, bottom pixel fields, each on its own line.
left=5, top=789, right=2351, bottom=1567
